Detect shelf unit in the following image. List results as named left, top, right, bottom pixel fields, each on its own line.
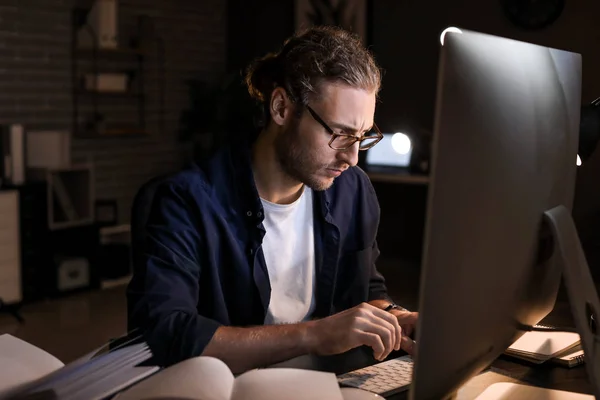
left=70, top=8, right=164, bottom=138
left=27, top=164, right=95, bottom=231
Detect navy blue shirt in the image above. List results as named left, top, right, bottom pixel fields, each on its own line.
left=126, top=143, right=392, bottom=366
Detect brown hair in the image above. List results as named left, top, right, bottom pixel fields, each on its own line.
left=245, top=26, right=382, bottom=125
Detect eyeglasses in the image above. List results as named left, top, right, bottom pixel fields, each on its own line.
left=306, top=105, right=383, bottom=150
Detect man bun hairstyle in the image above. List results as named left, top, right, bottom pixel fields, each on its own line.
left=246, top=53, right=282, bottom=103
left=245, top=25, right=382, bottom=126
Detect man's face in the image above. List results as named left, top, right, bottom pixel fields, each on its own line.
left=275, top=82, right=377, bottom=191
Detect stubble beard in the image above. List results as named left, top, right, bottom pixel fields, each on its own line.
left=274, top=122, right=334, bottom=192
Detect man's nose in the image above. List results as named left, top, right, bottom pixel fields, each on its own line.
left=339, top=142, right=360, bottom=167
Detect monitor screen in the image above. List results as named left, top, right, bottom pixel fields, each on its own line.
left=365, top=133, right=413, bottom=168
left=409, top=29, right=582, bottom=400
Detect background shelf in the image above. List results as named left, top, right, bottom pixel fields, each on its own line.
left=71, top=7, right=164, bottom=139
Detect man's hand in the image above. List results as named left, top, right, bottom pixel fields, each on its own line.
left=390, top=309, right=419, bottom=355
left=367, top=300, right=419, bottom=356
left=305, top=302, right=402, bottom=361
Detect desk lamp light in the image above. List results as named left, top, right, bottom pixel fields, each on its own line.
left=391, top=132, right=412, bottom=156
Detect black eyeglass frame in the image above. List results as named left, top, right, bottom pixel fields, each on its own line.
left=306, top=105, right=384, bottom=150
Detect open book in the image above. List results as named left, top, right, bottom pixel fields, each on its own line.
left=0, top=334, right=65, bottom=395
left=504, top=329, right=581, bottom=365
left=0, top=333, right=159, bottom=400
left=115, top=356, right=373, bottom=400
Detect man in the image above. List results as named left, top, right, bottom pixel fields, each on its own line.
left=127, top=26, right=418, bottom=373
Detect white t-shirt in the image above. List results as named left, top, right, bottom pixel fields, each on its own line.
left=261, top=186, right=316, bottom=324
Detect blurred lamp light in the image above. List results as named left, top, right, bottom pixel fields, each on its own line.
left=577, top=154, right=582, bottom=167
left=440, top=27, right=463, bottom=46
left=391, top=132, right=412, bottom=155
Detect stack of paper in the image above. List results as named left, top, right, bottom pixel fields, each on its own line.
left=0, top=334, right=159, bottom=400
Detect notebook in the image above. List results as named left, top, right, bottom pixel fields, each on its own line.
left=504, top=328, right=582, bottom=366
left=552, top=346, right=585, bottom=368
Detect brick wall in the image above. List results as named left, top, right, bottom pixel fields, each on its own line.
left=0, top=0, right=226, bottom=223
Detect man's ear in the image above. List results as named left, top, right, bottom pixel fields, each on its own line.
left=269, top=87, right=294, bottom=126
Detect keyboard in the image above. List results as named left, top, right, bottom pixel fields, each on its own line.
left=337, top=355, right=414, bottom=397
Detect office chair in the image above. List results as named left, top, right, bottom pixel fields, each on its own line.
left=130, top=175, right=169, bottom=273
left=125, top=174, right=170, bottom=340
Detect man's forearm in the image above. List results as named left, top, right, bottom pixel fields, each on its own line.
left=200, top=323, right=313, bottom=374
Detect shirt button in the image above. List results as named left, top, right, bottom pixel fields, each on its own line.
left=246, top=211, right=252, bottom=217
left=257, top=211, right=262, bottom=218
left=249, top=248, right=254, bottom=255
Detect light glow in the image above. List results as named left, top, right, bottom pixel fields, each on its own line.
left=391, top=132, right=411, bottom=155
left=440, top=27, right=463, bottom=46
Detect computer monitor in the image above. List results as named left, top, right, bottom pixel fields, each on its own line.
left=409, top=29, right=588, bottom=399
left=365, top=133, right=413, bottom=169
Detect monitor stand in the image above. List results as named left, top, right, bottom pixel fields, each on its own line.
left=448, top=205, right=600, bottom=400
left=410, top=205, right=599, bottom=400
left=543, top=205, right=600, bottom=398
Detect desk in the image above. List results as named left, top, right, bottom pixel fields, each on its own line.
left=270, top=347, right=591, bottom=399
left=270, top=294, right=593, bottom=399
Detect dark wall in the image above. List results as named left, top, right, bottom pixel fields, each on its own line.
left=227, top=0, right=294, bottom=74
left=371, top=0, right=600, bottom=130
left=0, top=0, right=226, bottom=222
left=371, top=0, right=600, bottom=248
